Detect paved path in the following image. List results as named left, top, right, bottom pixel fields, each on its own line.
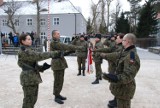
left=0, top=48, right=160, bottom=108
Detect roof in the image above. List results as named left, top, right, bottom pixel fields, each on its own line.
left=0, top=0, right=81, bottom=15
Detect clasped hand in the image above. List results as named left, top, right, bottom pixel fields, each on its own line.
left=102, top=73, right=118, bottom=83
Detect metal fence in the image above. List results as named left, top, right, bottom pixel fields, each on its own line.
left=136, top=38, right=160, bottom=49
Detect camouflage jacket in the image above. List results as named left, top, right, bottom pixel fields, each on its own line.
left=95, top=40, right=117, bottom=53
left=92, top=40, right=104, bottom=63
left=115, top=43, right=123, bottom=52
left=103, top=38, right=111, bottom=47
left=71, top=38, right=88, bottom=58
left=104, top=45, right=140, bottom=100
left=18, top=46, right=58, bottom=86
left=50, top=37, right=80, bottom=70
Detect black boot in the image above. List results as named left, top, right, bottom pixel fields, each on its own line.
left=57, top=95, right=67, bottom=100
left=55, top=96, right=64, bottom=104
left=82, top=70, right=85, bottom=76
left=92, top=78, right=99, bottom=84
left=108, top=97, right=117, bottom=107
left=77, top=70, right=81, bottom=76
left=109, top=97, right=116, bottom=104
left=99, top=76, right=102, bottom=80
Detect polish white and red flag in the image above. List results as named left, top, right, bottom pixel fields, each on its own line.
left=86, top=47, right=94, bottom=74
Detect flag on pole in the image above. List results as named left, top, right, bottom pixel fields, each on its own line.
left=86, top=47, right=94, bottom=74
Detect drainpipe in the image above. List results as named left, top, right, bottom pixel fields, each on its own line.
left=74, top=13, right=76, bottom=35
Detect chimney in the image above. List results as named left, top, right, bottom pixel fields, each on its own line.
left=0, top=0, right=3, bottom=6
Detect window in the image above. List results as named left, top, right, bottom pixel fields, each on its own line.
left=27, top=18, right=32, bottom=26
left=40, top=32, right=46, bottom=39
left=40, top=19, right=45, bottom=26
left=15, top=19, right=19, bottom=26
left=53, top=17, right=59, bottom=25
left=2, top=19, right=7, bottom=26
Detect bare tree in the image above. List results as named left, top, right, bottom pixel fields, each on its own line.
left=100, top=0, right=106, bottom=27
left=110, top=0, right=121, bottom=31
left=90, top=0, right=101, bottom=33
left=32, top=0, right=47, bottom=39
left=127, top=0, right=141, bottom=33
left=99, top=0, right=107, bottom=33
left=1, top=0, right=22, bottom=34
left=105, top=0, right=114, bottom=32
left=124, top=11, right=135, bottom=32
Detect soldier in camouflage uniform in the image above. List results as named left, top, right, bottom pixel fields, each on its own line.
left=101, top=33, right=140, bottom=108
left=71, top=35, right=88, bottom=76
left=94, top=34, right=117, bottom=73
left=18, top=34, right=60, bottom=108
left=92, top=34, right=104, bottom=84
left=94, top=33, right=124, bottom=107
left=50, top=30, right=82, bottom=104
left=103, top=36, right=111, bottom=47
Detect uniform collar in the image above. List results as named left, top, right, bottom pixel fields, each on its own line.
left=53, top=37, right=60, bottom=42
left=20, top=45, right=31, bottom=51
left=124, top=45, right=135, bottom=51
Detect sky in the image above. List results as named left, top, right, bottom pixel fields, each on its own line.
left=70, top=0, right=146, bottom=19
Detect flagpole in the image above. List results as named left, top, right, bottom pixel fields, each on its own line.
left=47, top=0, right=51, bottom=52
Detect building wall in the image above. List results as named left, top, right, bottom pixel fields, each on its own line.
left=49, top=13, right=86, bottom=36
left=0, top=13, right=87, bottom=44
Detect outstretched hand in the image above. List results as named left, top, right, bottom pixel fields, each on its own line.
left=42, top=62, right=51, bottom=71
left=102, top=73, right=118, bottom=83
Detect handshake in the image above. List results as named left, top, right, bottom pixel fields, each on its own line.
left=102, top=73, right=118, bottom=83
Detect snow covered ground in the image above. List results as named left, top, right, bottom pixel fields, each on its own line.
left=0, top=48, right=160, bottom=108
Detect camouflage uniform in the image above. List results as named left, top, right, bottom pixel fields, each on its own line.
left=92, top=40, right=104, bottom=80
left=50, top=37, right=81, bottom=97
left=95, top=40, right=116, bottom=73
left=103, top=37, right=111, bottom=47
left=103, top=45, right=140, bottom=108
left=95, top=42, right=123, bottom=106
left=18, top=46, right=59, bottom=108
left=72, top=38, right=88, bottom=75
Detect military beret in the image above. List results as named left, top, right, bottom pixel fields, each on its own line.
left=95, top=34, right=101, bottom=39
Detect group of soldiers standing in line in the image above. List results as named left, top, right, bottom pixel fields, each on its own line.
left=17, top=30, right=140, bottom=108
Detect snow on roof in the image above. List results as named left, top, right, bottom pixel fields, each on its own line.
left=0, top=0, right=81, bottom=15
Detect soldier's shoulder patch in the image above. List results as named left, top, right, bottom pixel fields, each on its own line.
left=129, top=51, right=135, bottom=64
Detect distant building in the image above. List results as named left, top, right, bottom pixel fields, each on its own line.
left=0, top=0, right=87, bottom=44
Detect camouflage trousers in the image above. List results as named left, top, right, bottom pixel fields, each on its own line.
left=117, top=98, right=131, bottom=108
left=77, top=57, right=86, bottom=70
left=53, top=69, right=64, bottom=96
left=95, top=62, right=102, bottom=79
left=22, top=85, right=39, bottom=108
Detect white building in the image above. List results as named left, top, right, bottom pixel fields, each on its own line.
left=0, top=0, right=87, bottom=44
